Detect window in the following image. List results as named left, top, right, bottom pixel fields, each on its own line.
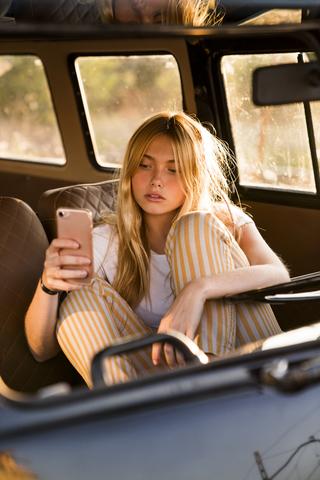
left=75, top=54, right=182, bottom=167
left=310, top=101, right=320, bottom=173
left=239, top=9, right=302, bottom=25
left=0, top=55, right=65, bottom=165
left=221, top=53, right=317, bottom=193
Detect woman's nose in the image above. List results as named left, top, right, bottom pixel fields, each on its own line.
left=133, top=0, right=146, bottom=12
left=133, top=0, right=145, bottom=7
left=132, top=0, right=153, bottom=24
left=150, top=170, right=163, bottom=187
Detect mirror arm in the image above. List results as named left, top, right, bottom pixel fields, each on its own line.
left=227, top=271, right=320, bottom=304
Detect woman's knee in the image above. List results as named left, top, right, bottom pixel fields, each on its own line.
left=164, top=211, right=237, bottom=286
left=166, top=211, right=231, bottom=258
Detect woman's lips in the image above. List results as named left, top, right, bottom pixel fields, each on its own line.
left=145, top=193, right=165, bottom=201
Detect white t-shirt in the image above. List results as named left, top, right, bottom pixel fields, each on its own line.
left=93, top=209, right=253, bottom=329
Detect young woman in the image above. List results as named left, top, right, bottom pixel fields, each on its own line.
left=95, top=0, right=221, bottom=26
left=25, top=111, right=289, bottom=387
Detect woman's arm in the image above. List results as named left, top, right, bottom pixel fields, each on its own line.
left=201, top=222, right=290, bottom=297
left=25, top=239, right=91, bottom=362
left=152, top=223, right=290, bottom=367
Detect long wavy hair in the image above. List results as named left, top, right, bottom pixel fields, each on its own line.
left=96, top=0, right=223, bottom=25
left=101, top=111, right=239, bottom=308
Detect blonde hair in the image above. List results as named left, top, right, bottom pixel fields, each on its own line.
left=101, top=111, right=239, bottom=309
left=96, top=0, right=223, bottom=26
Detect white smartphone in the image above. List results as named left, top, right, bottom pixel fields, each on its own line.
left=56, top=208, right=94, bottom=285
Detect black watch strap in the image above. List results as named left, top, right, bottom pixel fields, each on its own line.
left=40, top=277, right=60, bottom=295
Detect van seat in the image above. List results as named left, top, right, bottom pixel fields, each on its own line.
left=0, top=197, right=83, bottom=392
left=37, top=179, right=118, bottom=242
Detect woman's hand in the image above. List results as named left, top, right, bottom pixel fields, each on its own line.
left=42, top=238, right=92, bottom=293
left=25, top=238, right=92, bottom=362
left=152, top=278, right=207, bottom=368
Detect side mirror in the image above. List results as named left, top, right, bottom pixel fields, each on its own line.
left=252, top=61, right=320, bottom=105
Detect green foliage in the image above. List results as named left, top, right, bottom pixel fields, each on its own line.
left=77, top=55, right=181, bottom=117
left=0, top=55, right=56, bottom=125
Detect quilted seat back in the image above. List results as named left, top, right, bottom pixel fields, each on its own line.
left=14, top=0, right=102, bottom=24
left=0, top=197, right=82, bottom=392
left=37, top=179, right=118, bottom=242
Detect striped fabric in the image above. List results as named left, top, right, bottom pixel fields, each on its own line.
left=57, top=278, right=168, bottom=388
left=57, top=211, right=281, bottom=387
left=166, top=212, right=281, bottom=356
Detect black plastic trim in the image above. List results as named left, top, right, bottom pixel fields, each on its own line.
left=238, top=186, right=320, bottom=209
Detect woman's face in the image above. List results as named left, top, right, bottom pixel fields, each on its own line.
left=131, top=134, right=185, bottom=222
left=113, top=0, right=168, bottom=24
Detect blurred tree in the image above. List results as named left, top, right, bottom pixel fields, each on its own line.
left=0, top=56, right=56, bottom=125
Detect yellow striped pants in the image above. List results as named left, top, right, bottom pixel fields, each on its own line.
left=57, top=212, right=282, bottom=388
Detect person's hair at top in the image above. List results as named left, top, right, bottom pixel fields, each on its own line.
left=96, top=0, right=223, bottom=26
left=101, top=110, right=239, bottom=309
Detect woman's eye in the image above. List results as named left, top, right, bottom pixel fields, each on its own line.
left=168, top=168, right=177, bottom=174
left=139, top=163, right=150, bottom=169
